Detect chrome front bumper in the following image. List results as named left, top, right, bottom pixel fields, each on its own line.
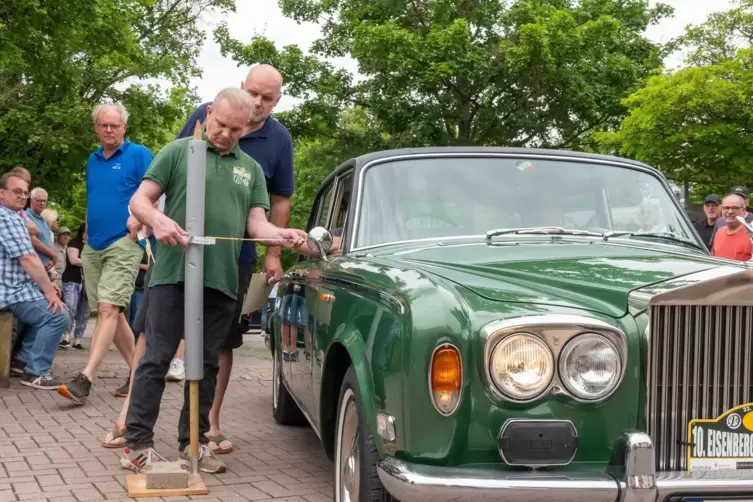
left=376, top=431, right=753, bottom=502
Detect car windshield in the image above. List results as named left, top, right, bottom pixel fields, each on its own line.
left=353, top=155, right=697, bottom=249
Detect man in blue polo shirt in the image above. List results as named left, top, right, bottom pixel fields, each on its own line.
left=58, top=102, right=154, bottom=405
left=26, top=187, right=56, bottom=269
left=174, top=64, right=295, bottom=453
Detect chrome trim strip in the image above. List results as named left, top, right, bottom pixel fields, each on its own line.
left=428, top=343, right=463, bottom=416
left=480, top=314, right=628, bottom=405
left=376, top=455, right=619, bottom=502
left=349, top=151, right=699, bottom=252
left=376, top=430, right=753, bottom=502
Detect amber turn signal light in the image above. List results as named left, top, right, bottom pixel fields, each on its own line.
left=429, top=344, right=462, bottom=416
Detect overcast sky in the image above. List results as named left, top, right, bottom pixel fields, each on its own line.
left=182, top=0, right=735, bottom=110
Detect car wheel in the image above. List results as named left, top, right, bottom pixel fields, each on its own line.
left=334, top=366, right=397, bottom=502
left=272, top=350, right=306, bottom=425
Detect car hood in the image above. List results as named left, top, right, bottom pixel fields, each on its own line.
left=373, top=240, right=726, bottom=317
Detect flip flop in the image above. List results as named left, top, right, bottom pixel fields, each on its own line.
left=206, top=433, right=233, bottom=454
left=101, top=424, right=127, bottom=449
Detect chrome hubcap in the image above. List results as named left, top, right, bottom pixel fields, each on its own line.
left=337, top=390, right=359, bottom=502
left=273, top=354, right=279, bottom=410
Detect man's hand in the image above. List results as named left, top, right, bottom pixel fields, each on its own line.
left=263, top=253, right=283, bottom=282
left=278, top=228, right=308, bottom=249
left=44, top=289, right=66, bottom=314
left=127, top=215, right=146, bottom=240
left=151, top=212, right=189, bottom=247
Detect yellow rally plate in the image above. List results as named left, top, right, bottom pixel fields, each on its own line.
left=687, top=403, right=753, bottom=472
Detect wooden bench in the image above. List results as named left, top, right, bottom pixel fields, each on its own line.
left=0, top=310, right=13, bottom=388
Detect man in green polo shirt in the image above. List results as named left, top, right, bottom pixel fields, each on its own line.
left=120, top=88, right=306, bottom=474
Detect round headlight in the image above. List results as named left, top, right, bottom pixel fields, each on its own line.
left=490, top=334, right=554, bottom=400
left=559, top=333, right=622, bottom=400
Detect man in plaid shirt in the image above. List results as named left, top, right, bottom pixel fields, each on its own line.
left=0, top=171, right=69, bottom=389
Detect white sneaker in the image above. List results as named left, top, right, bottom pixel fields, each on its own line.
left=166, top=359, right=185, bottom=381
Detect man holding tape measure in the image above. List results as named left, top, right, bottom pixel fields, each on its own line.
left=121, top=87, right=306, bottom=474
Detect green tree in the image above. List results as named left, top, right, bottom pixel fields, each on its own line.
left=597, top=48, right=753, bottom=191
left=217, top=0, right=672, bottom=150
left=0, top=0, right=232, bottom=206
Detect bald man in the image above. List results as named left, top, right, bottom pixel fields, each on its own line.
left=174, top=64, right=295, bottom=453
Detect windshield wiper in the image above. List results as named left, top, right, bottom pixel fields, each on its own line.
left=485, top=227, right=604, bottom=243
left=602, top=231, right=704, bottom=251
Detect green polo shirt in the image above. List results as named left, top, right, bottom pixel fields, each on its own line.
left=145, top=134, right=270, bottom=299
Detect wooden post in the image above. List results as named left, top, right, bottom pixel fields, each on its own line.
left=0, top=311, right=13, bottom=388
left=185, top=120, right=206, bottom=475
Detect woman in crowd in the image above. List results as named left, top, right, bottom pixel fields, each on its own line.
left=59, top=223, right=90, bottom=350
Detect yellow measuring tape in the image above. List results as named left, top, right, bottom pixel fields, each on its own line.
left=143, top=234, right=299, bottom=265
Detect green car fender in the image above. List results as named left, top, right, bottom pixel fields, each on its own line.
left=321, top=326, right=384, bottom=457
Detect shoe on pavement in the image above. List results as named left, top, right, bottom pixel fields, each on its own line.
left=120, top=446, right=168, bottom=474
left=10, top=358, right=25, bottom=376
left=179, top=444, right=226, bottom=473
left=58, top=339, right=70, bottom=349
left=57, top=372, right=92, bottom=404
left=166, top=359, right=185, bottom=381
left=72, top=342, right=84, bottom=350
left=21, top=372, right=61, bottom=390
left=114, top=377, right=130, bottom=398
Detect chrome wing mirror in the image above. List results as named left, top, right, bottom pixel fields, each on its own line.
left=307, top=227, right=333, bottom=261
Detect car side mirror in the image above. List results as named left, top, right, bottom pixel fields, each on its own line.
left=307, top=227, right=333, bottom=261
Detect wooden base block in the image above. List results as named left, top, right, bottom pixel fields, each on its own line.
left=126, top=473, right=207, bottom=498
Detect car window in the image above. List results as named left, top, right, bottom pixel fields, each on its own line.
left=313, top=183, right=334, bottom=230
left=354, top=156, right=695, bottom=249
left=331, top=172, right=353, bottom=233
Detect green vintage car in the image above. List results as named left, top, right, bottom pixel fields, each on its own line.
left=267, top=147, right=753, bottom=502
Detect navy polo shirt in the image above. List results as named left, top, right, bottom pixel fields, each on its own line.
left=176, top=102, right=295, bottom=264
left=86, top=139, right=154, bottom=250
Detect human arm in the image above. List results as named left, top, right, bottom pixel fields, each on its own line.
left=246, top=207, right=306, bottom=248
left=262, top=140, right=295, bottom=280
left=30, top=236, right=56, bottom=259
left=67, top=246, right=82, bottom=266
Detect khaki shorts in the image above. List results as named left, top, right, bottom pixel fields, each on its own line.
left=82, top=236, right=144, bottom=311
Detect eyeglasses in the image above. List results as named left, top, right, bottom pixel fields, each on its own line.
left=32, top=198, right=47, bottom=204
left=722, top=205, right=743, bottom=211
left=2, top=188, right=30, bottom=198
left=97, top=123, right=123, bottom=131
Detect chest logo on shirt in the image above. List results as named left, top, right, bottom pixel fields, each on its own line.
left=232, top=166, right=251, bottom=187
left=112, top=163, right=122, bottom=170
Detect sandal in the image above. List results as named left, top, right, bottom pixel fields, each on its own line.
left=101, top=424, right=127, bottom=449
left=206, top=433, right=233, bottom=454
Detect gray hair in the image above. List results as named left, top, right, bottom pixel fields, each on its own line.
left=30, top=187, right=47, bottom=200
left=92, top=102, right=129, bottom=125
left=213, top=88, right=254, bottom=116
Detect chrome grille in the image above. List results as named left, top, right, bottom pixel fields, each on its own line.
left=647, top=304, right=753, bottom=471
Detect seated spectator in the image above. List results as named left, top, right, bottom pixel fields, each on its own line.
left=60, top=223, right=90, bottom=350
left=0, top=171, right=70, bottom=389
left=26, top=188, right=56, bottom=271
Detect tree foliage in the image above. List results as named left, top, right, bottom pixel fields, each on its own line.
left=217, top=0, right=672, bottom=151
left=0, top=0, right=232, bottom=206
left=599, top=1, right=753, bottom=194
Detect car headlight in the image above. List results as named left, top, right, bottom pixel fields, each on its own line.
left=490, top=334, right=554, bottom=400
left=559, top=333, right=621, bottom=400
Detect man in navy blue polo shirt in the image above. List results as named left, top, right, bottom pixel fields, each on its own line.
left=58, top=103, right=153, bottom=405
left=174, top=64, right=294, bottom=453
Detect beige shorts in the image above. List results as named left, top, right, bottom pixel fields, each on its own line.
left=82, top=236, right=144, bottom=311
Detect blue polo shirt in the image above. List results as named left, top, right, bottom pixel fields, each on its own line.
left=176, top=102, right=295, bottom=264
left=25, top=209, right=53, bottom=266
left=85, top=139, right=154, bottom=250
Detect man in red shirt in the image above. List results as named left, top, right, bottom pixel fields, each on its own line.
left=712, top=194, right=753, bottom=262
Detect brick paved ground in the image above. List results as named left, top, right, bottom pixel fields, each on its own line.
left=0, top=322, right=333, bottom=502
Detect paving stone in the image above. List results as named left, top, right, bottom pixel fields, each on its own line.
left=0, top=326, right=332, bottom=501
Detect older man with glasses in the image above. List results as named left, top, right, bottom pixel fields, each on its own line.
left=0, top=172, right=69, bottom=389
left=26, top=187, right=56, bottom=271
left=711, top=193, right=753, bottom=262
left=57, top=102, right=154, bottom=405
